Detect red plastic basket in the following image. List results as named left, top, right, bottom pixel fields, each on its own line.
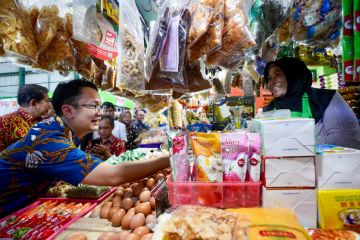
left=166, top=176, right=262, bottom=208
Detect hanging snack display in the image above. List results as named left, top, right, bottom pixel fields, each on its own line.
left=205, top=0, right=255, bottom=68
left=187, top=0, right=225, bottom=64
left=278, top=0, right=342, bottom=48
left=145, top=1, right=191, bottom=92
left=249, top=0, right=294, bottom=51
left=0, top=0, right=38, bottom=61
left=72, top=0, right=119, bottom=61
left=115, top=0, right=146, bottom=93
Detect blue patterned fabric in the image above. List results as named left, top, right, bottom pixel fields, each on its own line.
left=0, top=117, right=102, bottom=217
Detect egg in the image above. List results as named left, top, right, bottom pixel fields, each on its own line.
left=123, top=189, right=133, bottom=199
left=130, top=213, right=145, bottom=230
left=135, top=203, right=151, bottom=216
left=117, top=231, right=130, bottom=240
left=112, top=196, right=122, bottom=207
left=127, top=233, right=141, bottom=240
left=108, top=207, right=120, bottom=221
left=121, top=211, right=135, bottom=229
left=155, top=173, right=165, bottom=181
left=65, top=232, right=88, bottom=240
left=149, top=197, right=155, bottom=209
left=111, top=209, right=126, bottom=227
left=133, top=226, right=150, bottom=237
left=131, top=197, right=139, bottom=204
left=121, top=198, right=133, bottom=210
left=141, top=233, right=153, bottom=240
left=90, top=206, right=101, bottom=218
left=117, top=186, right=124, bottom=191
left=146, top=178, right=155, bottom=189
left=135, top=200, right=141, bottom=207
left=113, top=190, right=124, bottom=198
left=139, top=191, right=151, bottom=203
left=133, top=183, right=145, bottom=197
left=122, top=183, right=130, bottom=188
left=100, top=206, right=111, bottom=219
left=127, top=208, right=135, bottom=215
left=102, top=201, right=113, bottom=208
left=145, top=214, right=156, bottom=225
left=97, top=232, right=119, bottom=240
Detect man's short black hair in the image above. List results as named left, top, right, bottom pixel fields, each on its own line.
left=102, top=102, right=115, bottom=110
left=52, top=79, right=98, bottom=116
left=17, top=84, right=49, bottom=107
left=135, top=109, right=146, bottom=115
left=100, top=115, right=115, bottom=128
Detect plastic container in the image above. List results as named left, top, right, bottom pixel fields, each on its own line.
left=166, top=176, right=262, bottom=208
left=138, top=142, right=162, bottom=149
left=0, top=199, right=97, bottom=240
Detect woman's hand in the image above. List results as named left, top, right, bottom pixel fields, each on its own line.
left=92, top=144, right=112, bottom=159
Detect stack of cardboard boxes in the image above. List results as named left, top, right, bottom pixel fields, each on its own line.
left=316, top=145, right=360, bottom=231
left=252, top=118, right=317, bottom=228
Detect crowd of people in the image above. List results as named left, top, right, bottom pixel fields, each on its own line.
left=0, top=80, right=164, bottom=217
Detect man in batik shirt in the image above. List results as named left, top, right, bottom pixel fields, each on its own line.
left=0, top=84, right=50, bottom=151
left=0, top=79, right=169, bottom=217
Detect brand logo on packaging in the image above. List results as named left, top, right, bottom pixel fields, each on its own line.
left=345, top=65, right=353, bottom=75
left=344, top=16, right=353, bottom=35
left=344, top=61, right=354, bottom=81
left=250, top=158, right=259, bottom=166
left=355, top=10, right=360, bottom=31
left=339, top=209, right=360, bottom=227
left=259, top=230, right=296, bottom=238
left=237, top=158, right=245, bottom=167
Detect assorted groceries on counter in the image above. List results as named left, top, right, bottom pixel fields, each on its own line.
left=0, top=200, right=95, bottom=240
left=47, top=183, right=111, bottom=200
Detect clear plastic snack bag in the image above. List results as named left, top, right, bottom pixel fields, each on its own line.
left=205, top=0, right=255, bottom=66
left=0, top=0, right=38, bottom=61
left=187, top=0, right=215, bottom=48
left=188, top=0, right=225, bottom=64
left=249, top=0, right=294, bottom=51
left=115, top=0, right=146, bottom=93
left=72, top=0, right=119, bottom=61
left=145, top=0, right=191, bottom=92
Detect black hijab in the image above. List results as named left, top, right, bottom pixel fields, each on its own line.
left=263, top=57, right=336, bottom=123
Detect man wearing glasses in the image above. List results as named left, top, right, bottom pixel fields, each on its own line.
left=0, top=79, right=169, bottom=217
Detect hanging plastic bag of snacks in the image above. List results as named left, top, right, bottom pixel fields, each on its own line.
left=0, top=0, right=38, bottom=61
left=72, top=0, right=119, bottom=61
left=115, top=0, right=146, bottom=93
left=205, top=0, right=255, bottom=67
left=188, top=0, right=225, bottom=64
left=145, top=0, right=191, bottom=92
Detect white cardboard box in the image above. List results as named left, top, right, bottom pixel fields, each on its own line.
left=262, top=187, right=317, bottom=228
left=316, top=145, right=360, bottom=190
left=252, top=118, right=315, bottom=157
left=263, top=156, right=316, bottom=188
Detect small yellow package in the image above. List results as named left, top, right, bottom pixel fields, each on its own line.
left=318, top=189, right=360, bottom=232
left=191, top=132, right=222, bottom=182
left=227, top=208, right=311, bottom=240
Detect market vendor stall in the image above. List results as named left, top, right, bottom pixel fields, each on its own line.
left=1, top=0, right=360, bottom=239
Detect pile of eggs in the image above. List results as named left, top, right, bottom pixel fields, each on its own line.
left=89, top=169, right=171, bottom=240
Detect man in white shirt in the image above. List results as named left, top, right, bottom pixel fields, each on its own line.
left=93, top=102, right=127, bottom=142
